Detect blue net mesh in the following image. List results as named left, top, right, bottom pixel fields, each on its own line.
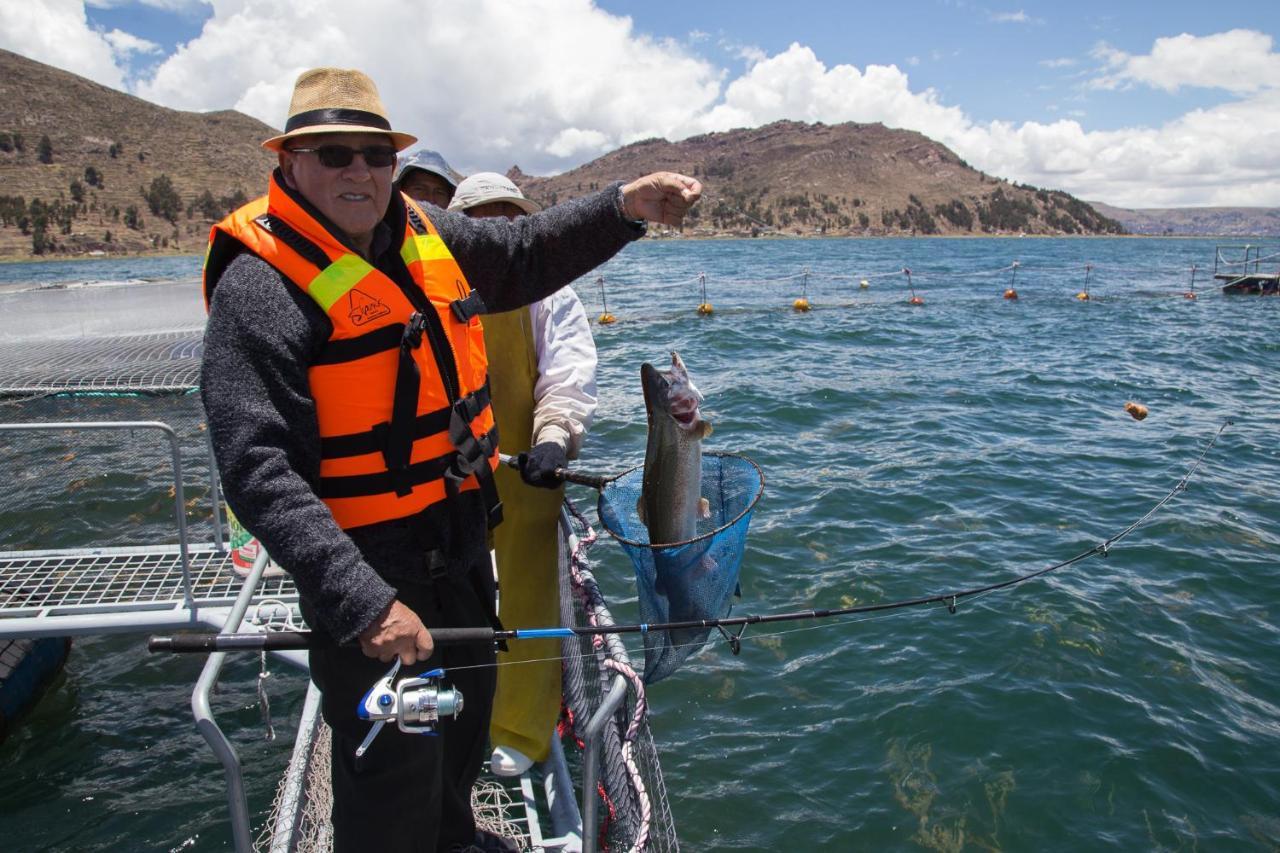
left=597, top=452, right=764, bottom=683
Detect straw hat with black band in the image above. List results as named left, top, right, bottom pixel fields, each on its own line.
left=262, top=67, right=417, bottom=152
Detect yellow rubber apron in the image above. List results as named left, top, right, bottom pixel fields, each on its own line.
left=485, top=306, right=564, bottom=762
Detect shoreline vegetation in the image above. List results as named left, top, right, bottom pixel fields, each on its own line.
left=1, top=231, right=1272, bottom=266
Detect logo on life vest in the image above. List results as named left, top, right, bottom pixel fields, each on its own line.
left=348, top=289, right=391, bottom=326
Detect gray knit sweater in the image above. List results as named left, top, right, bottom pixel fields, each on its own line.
left=201, top=180, right=641, bottom=642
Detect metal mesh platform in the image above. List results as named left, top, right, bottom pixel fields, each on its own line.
left=0, top=544, right=295, bottom=621
left=0, top=330, right=203, bottom=399
left=0, top=407, right=299, bottom=639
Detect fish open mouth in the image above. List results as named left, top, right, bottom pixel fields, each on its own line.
left=667, top=392, right=701, bottom=428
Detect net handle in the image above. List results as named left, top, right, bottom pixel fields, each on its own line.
left=497, top=453, right=613, bottom=489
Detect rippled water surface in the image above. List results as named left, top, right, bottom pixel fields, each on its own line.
left=1, top=238, right=1277, bottom=851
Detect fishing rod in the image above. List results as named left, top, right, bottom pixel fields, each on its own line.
left=148, top=421, right=1227, bottom=657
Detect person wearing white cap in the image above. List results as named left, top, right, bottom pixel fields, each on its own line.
left=201, top=67, right=702, bottom=853
left=441, top=173, right=595, bottom=778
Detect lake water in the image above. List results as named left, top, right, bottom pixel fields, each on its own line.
left=0, top=237, right=1277, bottom=851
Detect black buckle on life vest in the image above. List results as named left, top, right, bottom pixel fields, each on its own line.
left=424, top=548, right=449, bottom=581
left=444, top=405, right=491, bottom=482
left=450, top=291, right=486, bottom=324
left=403, top=311, right=428, bottom=350
left=443, top=405, right=502, bottom=528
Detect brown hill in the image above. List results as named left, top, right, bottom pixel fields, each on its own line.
left=0, top=48, right=277, bottom=259
left=1088, top=201, right=1280, bottom=237
left=511, top=120, right=1124, bottom=237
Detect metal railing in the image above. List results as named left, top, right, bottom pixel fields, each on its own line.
left=0, top=420, right=195, bottom=607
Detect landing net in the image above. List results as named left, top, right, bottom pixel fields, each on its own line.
left=597, top=453, right=764, bottom=683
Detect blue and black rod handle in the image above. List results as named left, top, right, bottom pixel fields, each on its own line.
left=149, top=613, right=756, bottom=653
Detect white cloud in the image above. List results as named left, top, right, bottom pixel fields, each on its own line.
left=134, top=0, right=721, bottom=176
left=1093, top=29, right=1280, bottom=94
left=669, top=42, right=1280, bottom=207
left=0, top=0, right=127, bottom=90
left=103, top=27, right=161, bottom=58
left=991, top=10, right=1038, bottom=24
left=1040, top=57, right=1076, bottom=68
left=545, top=127, right=611, bottom=159
left=3, top=3, right=1280, bottom=206
left=680, top=44, right=972, bottom=144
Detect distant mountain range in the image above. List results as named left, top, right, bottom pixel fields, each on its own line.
left=1, top=46, right=1272, bottom=262
left=1087, top=202, right=1280, bottom=237
left=512, top=120, right=1124, bottom=238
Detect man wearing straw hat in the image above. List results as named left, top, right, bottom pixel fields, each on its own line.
left=200, top=67, right=700, bottom=852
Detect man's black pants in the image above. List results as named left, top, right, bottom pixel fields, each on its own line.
left=307, top=572, right=497, bottom=853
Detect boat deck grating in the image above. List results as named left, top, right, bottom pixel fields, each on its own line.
left=0, top=544, right=296, bottom=616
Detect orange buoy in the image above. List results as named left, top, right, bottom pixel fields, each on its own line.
left=1124, top=401, right=1149, bottom=421
left=793, top=298, right=810, bottom=312
left=1076, top=292, right=1090, bottom=301
left=597, top=312, right=616, bottom=325
left=1003, top=288, right=1018, bottom=300
left=697, top=303, right=714, bottom=316
left=1183, top=291, right=1197, bottom=300
left=908, top=295, right=924, bottom=306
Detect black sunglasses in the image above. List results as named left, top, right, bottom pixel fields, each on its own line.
left=288, top=144, right=397, bottom=169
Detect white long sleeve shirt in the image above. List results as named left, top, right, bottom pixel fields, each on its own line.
left=529, top=287, right=597, bottom=458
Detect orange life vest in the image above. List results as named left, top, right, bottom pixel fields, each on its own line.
left=203, top=171, right=501, bottom=532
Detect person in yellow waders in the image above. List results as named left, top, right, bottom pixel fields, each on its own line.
left=446, top=172, right=598, bottom=776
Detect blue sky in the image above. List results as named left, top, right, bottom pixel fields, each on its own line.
left=593, top=1, right=1263, bottom=129
left=5, top=0, right=1280, bottom=206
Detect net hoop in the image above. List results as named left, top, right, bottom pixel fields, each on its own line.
left=597, top=451, right=765, bottom=549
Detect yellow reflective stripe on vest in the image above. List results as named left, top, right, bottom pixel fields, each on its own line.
left=308, top=254, right=376, bottom=312
left=400, top=234, right=454, bottom=267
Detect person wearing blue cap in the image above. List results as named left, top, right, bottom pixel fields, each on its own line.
left=394, top=149, right=464, bottom=210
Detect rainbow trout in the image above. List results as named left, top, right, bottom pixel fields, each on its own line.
left=638, top=352, right=712, bottom=544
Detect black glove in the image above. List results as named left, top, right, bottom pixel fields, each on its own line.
left=516, top=441, right=567, bottom=489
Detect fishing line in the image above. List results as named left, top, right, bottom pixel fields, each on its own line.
left=163, top=419, right=1227, bottom=677
left=465, top=418, right=1231, bottom=672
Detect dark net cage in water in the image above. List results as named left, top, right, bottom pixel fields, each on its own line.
left=597, top=453, right=764, bottom=684
left=0, top=330, right=203, bottom=400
